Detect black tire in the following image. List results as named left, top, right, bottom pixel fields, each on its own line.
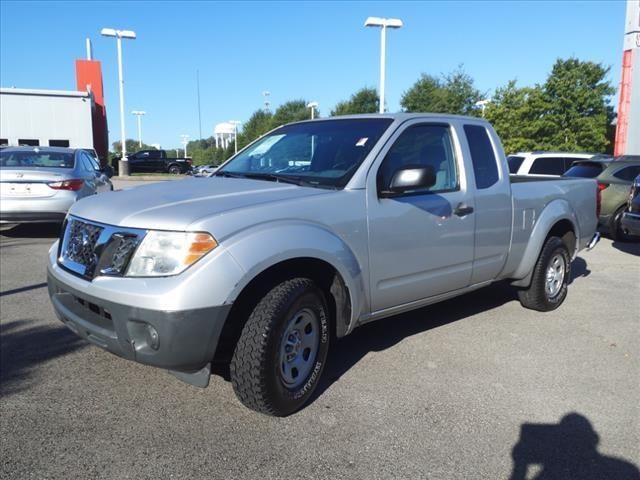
left=517, top=236, right=571, bottom=312
left=608, top=206, right=632, bottom=242
left=230, top=278, right=330, bottom=416
left=168, top=164, right=181, bottom=174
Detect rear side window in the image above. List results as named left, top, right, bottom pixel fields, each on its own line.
left=564, top=163, right=605, bottom=178
left=507, top=155, right=525, bottom=174
left=613, top=165, right=640, bottom=181
left=529, top=157, right=566, bottom=175
left=464, top=125, right=499, bottom=189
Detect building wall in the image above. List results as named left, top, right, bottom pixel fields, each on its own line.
left=615, top=0, right=640, bottom=155
left=0, top=89, right=94, bottom=148
left=627, top=50, right=640, bottom=154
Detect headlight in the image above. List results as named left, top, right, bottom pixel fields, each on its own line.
left=126, top=231, right=218, bottom=277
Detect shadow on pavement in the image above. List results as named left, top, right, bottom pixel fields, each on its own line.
left=611, top=240, right=640, bottom=256
left=570, top=256, right=591, bottom=284
left=0, top=282, right=48, bottom=297
left=509, top=412, right=640, bottom=480
left=314, top=281, right=518, bottom=401
left=0, top=223, right=61, bottom=239
left=0, top=320, right=86, bottom=397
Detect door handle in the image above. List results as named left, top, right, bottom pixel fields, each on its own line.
left=454, top=203, right=474, bottom=217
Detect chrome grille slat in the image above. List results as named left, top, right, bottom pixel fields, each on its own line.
left=58, top=216, right=146, bottom=280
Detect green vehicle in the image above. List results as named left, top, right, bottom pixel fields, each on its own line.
left=565, top=155, right=640, bottom=241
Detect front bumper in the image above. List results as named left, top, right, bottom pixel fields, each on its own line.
left=47, top=264, right=232, bottom=375
left=621, top=211, right=640, bottom=237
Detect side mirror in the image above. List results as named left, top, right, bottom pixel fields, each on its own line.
left=381, top=166, right=436, bottom=197
left=102, top=165, right=114, bottom=178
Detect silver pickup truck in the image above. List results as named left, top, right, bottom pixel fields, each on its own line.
left=47, top=114, right=600, bottom=416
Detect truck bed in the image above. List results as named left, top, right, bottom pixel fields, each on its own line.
left=500, top=174, right=598, bottom=280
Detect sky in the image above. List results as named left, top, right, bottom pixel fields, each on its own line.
left=0, top=0, right=628, bottom=149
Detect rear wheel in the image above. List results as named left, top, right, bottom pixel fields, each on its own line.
left=518, top=236, right=571, bottom=312
left=168, top=164, right=181, bottom=174
left=230, top=278, right=330, bottom=416
left=609, top=206, right=632, bottom=242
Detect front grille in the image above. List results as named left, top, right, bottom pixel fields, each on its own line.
left=65, top=219, right=103, bottom=267
left=58, top=216, right=145, bottom=280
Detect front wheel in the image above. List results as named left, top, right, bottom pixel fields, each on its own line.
left=168, top=165, right=181, bottom=174
left=230, top=278, right=330, bottom=416
left=518, top=236, right=571, bottom=312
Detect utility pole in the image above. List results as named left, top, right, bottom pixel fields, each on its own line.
left=197, top=70, right=202, bottom=139
left=180, top=134, right=190, bottom=158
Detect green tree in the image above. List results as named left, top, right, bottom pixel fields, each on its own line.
left=539, top=58, right=615, bottom=152
left=111, top=139, right=156, bottom=155
left=271, top=100, right=311, bottom=127
left=401, top=67, right=483, bottom=115
left=486, top=58, right=615, bottom=154
left=331, top=87, right=379, bottom=116
left=484, top=81, right=548, bottom=154
left=237, top=109, right=274, bottom=149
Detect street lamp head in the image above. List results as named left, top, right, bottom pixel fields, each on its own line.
left=228, top=120, right=242, bottom=126
left=307, top=102, right=319, bottom=109
left=364, top=17, right=403, bottom=29
left=131, top=110, right=146, bottom=116
left=101, top=28, right=136, bottom=39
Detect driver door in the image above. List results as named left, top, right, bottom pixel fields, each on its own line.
left=366, top=121, right=475, bottom=313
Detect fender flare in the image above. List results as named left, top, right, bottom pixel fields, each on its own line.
left=511, top=199, right=580, bottom=288
left=222, top=220, right=366, bottom=336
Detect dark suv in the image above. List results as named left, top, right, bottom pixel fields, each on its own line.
left=621, top=175, right=640, bottom=238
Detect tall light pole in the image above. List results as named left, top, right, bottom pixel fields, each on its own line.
left=180, top=134, right=190, bottom=158
left=307, top=101, right=318, bottom=119
left=364, top=17, right=403, bottom=114
left=101, top=27, right=136, bottom=176
left=131, top=110, right=145, bottom=147
left=262, top=90, right=271, bottom=112
left=229, top=120, right=241, bottom=154
left=475, top=99, right=491, bottom=118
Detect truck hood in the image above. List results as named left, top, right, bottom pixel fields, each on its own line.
left=69, top=177, right=329, bottom=231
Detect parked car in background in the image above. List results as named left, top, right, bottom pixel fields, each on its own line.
left=192, top=164, right=218, bottom=176
left=563, top=154, right=614, bottom=179
left=0, top=146, right=113, bottom=224
left=621, top=174, right=640, bottom=238
left=47, top=114, right=599, bottom=416
left=507, top=151, right=596, bottom=176
left=112, top=149, right=192, bottom=175
left=592, top=156, right=640, bottom=241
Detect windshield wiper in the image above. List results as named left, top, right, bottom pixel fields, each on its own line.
left=215, top=171, right=246, bottom=179
left=215, top=171, right=338, bottom=190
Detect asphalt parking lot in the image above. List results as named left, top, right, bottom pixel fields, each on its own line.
left=1, top=221, right=639, bottom=479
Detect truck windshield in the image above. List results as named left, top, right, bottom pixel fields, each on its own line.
left=217, top=118, right=393, bottom=188
left=0, top=150, right=75, bottom=168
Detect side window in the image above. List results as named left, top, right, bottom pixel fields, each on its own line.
left=464, top=125, right=499, bottom=189
left=507, top=155, right=525, bottom=174
left=378, top=124, right=458, bottom=194
left=529, top=157, right=565, bottom=175
left=563, top=157, right=580, bottom=173
left=80, top=153, right=97, bottom=172
left=613, top=166, right=640, bottom=181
